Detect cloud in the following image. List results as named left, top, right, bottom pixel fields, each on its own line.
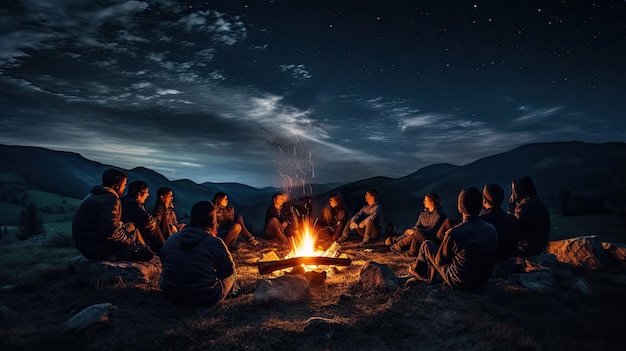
left=280, top=64, right=312, bottom=80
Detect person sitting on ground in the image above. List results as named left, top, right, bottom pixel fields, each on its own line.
left=151, top=187, right=183, bottom=240
left=408, top=187, right=498, bottom=290
left=507, top=176, right=551, bottom=256
left=480, top=183, right=520, bottom=263
left=391, top=193, right=447, bottom=255
left=160, top=201, right=237, bottom=306
left=72, top=168, right=153, bottom=262
left=121, top=180, right=166, bottom=255
left=337, top=189, right=383, bottom=245
left=318, top=193, right=347, bottom=242
left=212, top=192, right=262, bottom=249
left=263, top=192, right=296, bottom=245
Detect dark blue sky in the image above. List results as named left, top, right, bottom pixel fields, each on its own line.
left=1, top=0, right=625, bottom=187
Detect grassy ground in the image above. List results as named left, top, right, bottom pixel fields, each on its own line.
left=1, top=230, right=626, bottom=351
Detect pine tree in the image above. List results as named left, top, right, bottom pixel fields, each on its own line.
left=16, top=203, right=45, bottom=241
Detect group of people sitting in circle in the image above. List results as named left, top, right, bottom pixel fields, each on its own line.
left=72, top=168, right=550, bottom=306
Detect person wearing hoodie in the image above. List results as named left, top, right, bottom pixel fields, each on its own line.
left=72, top=168, right=153, bottom=261
left=507, top=176, right=551, bottom=256
left=159, top=201, right=237, bottom=306
left=121, top=180, right=165, bottom=255
left=408, top=187, right=498, bottom=290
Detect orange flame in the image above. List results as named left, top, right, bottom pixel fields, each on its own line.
left=285, top=221, right=324, bottom=259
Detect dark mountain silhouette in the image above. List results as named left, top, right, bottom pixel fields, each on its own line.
left=1, top=141, right=625, bottom=235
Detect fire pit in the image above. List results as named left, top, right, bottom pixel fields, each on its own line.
left=257, top=221, right=352, bottom=275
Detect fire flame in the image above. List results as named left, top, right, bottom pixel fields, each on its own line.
left=285, top=221, right=323, bottom=259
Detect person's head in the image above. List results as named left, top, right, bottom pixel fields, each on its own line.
left=365, top=189, right=378, bottom=205
left=482, top=183, right=504, bottom=209
left=457, top=187, right=483, bottom=217
left=511, top=176, right=538, bottom=203
left=328, top=193, right=342, bottom=208
left=423, top=193, right=441, bottom=212
left=102, top=168, right=128, bottom=196
left=190, top=200, right=217, bottom=234
left=156, top=187, right=174, bottom=207
left=212, top=192, right=229, bottom=208
left=272, top=192, right=288, bottom=209
left=127, top=180, right=149, bottom=204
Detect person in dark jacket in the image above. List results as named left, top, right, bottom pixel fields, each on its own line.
left=160, top=201, right=236, bottom=306
left=212, top=192, right=261, bottom=249
left=318, top=193, right=348, bottom=242
left=507, top=176, right=551, bottom=256
left=72, top=168, right=153, bottom=261
left=263, top=192, right=296, bottom=245
left=390, top=193, right=447, bottom=255
left=121, top=180, right=165, bottom=254
left=480, top=183, right=520, bottom=262
left=408, top=187, right=498, bottom=290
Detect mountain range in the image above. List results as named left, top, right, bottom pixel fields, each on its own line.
left=1, top=141, right=625, bottom=235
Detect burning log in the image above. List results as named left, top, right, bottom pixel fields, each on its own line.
left=257, top=256, right=352, bottom=275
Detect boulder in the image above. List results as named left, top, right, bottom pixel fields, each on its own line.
left=546, top=235, right=607, bottom=269
left=253, top=275, right=310, bottom=303
left=68, top=255, right=162, bottom=287
left=358, top=260, right=399, bottom=291
left=63, top=303, right=118, bottom=333
left=508, top=271, right=556, bottom=292
left=602, top=241, right=626, bottom=261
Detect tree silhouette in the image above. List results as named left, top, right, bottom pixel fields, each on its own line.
left=16, top=203, right=45, bottom=240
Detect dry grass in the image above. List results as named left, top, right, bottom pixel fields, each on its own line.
left=1, top=235, right=626, bottom=351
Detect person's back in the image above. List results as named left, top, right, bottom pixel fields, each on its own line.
left=508, top=176, right=550, bottom=256
left=73, top=185, right=125, bottom=259
left=160, top=201, right=236, bottom=306
left=480, top=183, right=520, bottom=262
left=72, top=168, right=153, bottom=261
left=440, top=217, right=498, bottom=290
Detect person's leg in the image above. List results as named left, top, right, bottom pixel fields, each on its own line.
left=264, top=218, right=288, bottom=244
left=408, top=229, right=428, bottom=256
left=235, top=214, right=253, bottom=240
left=391, top=229, right=415, bottom=251
left=421, top=240, right=446, bottom=283
left=362, top=221, right=380, bottom=243
left=337, top=217, right=353, bottom=241
left=218, top=223, right=241, bottom=249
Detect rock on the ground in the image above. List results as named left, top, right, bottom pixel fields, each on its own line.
left=358, top=260, right=399, bottom=291
left=68, top=255, right=162, bottom=287
left=546, top=235, right=607, bottom=269
left=63, top=303, right=118, bottom=333
left=254, top=275, right=310, bottom=303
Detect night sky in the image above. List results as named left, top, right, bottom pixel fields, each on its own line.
left=1, top=0, right=625, bottom=188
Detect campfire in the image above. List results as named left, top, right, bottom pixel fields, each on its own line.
left=257, top=219, right=351, bottom=275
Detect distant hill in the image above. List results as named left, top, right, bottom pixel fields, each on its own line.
left=1, top=141, right=625, bottom=236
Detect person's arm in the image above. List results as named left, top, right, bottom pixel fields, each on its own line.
left=98, top=195, right=135, bottom=245
left=359, top=203, right=381, bottom=227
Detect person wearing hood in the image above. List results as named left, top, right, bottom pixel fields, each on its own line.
left=121, top=180, right=165, bottom=255
left=72, top=168, right=153, bottom=261
left=408, top=187, right=498, bottom=290
left=159, top=201, right=237, bottom=306
left=507, top=176, right=551, bottom=256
